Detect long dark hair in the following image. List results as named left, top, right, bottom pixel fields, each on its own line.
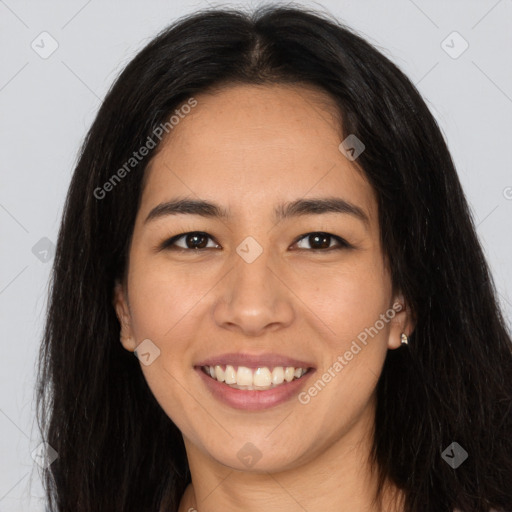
left=35, top=4, right=512, bottom=511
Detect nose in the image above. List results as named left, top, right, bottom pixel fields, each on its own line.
left=212, top=251, right=295, bottom=337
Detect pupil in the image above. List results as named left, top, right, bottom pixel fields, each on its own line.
left=187, top=233, right=207, bottom=249
left=311, top=233, right=330, bottom=249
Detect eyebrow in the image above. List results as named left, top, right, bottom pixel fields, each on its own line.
left=144, top=197, right=370, bottom=227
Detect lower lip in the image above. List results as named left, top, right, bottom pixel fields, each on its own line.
left=195, top=367, right=316, bottom=411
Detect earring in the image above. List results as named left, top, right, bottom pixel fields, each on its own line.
left=400, top=333, right=408, bottom=345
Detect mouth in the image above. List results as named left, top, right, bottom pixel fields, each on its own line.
left=194, top=362, right=316, bottom=411
left=198, top=364, right=313, bottom=391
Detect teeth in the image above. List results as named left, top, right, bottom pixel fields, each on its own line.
left=285, top=367, right=295, bottom=382
left=214, top=365, right=225, bottom=382
left=254, top=367, right=272, bottom=387
left=272, top=366, right=284, bottom=385
left=224, top=365, right=236, bottom=384
left=203, top=364, right=309, bottom=390
left=237, top=366, right=253, bottom=386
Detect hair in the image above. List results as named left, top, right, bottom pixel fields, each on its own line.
left=35, top=4, right=512, bottom=512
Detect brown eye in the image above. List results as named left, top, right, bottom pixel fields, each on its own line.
left=294, top=232, right=351, bottom=251
left=182, top=233, right=209, bottom=249
left=161, top=231, right=219, bottom=251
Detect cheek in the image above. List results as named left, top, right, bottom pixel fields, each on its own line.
left=292, top=255, right=392, bottom=341
left=124, top=257, right=211, bottom=425
left=294, top=256, right=392, bottom=397
left=126, top=255, right=214, bottom=340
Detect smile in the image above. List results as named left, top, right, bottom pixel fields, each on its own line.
left=195, top=364, right=316, bottom=410
left=201, top=364, right=311, bottom=390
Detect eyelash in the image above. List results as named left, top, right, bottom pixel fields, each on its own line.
left=158, top=231, right=353, bottom=252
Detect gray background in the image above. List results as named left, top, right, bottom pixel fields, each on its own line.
left=1, top=0, right=511, bottom=509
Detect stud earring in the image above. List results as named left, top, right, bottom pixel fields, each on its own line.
left=400, top=333, right=408, bottom=345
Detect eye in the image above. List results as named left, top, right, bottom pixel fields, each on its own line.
left=292, top=232, right=351, bottom=251
left=159, top=231, right=352, bottom=252
left=160, top=231, right=220, bottom=251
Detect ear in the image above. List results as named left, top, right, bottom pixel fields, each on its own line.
left=113, top=280, right=137, bottom=352
left=387, top=292, right=416, bottom=350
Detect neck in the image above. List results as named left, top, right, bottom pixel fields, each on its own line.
left=177, top=402, right=403, bottom=512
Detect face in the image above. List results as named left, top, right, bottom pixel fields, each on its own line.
left=114, top=83, right=412, bottom=473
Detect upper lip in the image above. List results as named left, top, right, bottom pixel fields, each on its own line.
left=195, top=352, right=316, bottom=369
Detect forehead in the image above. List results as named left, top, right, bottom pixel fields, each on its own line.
left=139, top=83, right=376, bottom=225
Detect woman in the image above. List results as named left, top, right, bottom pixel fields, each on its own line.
left=36, top=5, right=512, bottom=512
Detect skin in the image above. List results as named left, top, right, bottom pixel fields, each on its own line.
left=114, top=83, right=415, bottom=512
